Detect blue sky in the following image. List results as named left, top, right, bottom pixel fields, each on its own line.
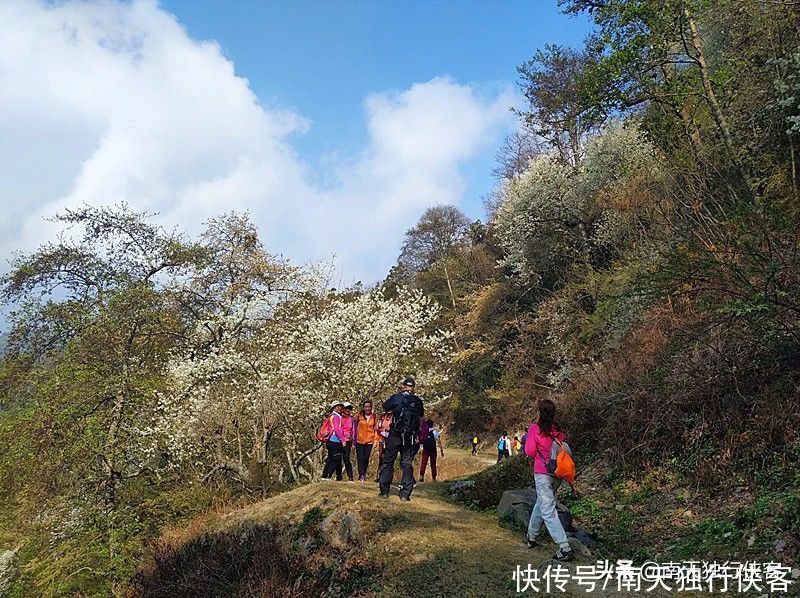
left=1, top=0, right=592, bottom=286
left=159, top=0, right=593, bottom=221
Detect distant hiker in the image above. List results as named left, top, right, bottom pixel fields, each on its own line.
left=320, top=401, right=345, bottom=480
left=378, top=377, right=424, bottom=501
left=341, top=402, right=355, bottom=481
left=419, top=418, right=444, bottom=482
left=375, top=410, right=393, bottom=482
left=512, top=435, right=521, bottom=455
left=497, top=431, right=511, bottom=462
left=354, top=400, right=379, bottom=482
left=520, top=431, right=528, bottom=449
left=413, top=417, right=427, bottom=460
left=471, top=434, right=479, bottom=455
left=524, top=399, right=573, bottom=561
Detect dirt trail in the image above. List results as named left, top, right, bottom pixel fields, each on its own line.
left=168, top=450, right=692, bottom=597
left=210, top=452, right=619, bottom=597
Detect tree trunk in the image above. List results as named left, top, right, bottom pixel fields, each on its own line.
left=443, top=263, right=457, bottom=310
left=442, top=263, right=461, bottom=351
left=685, top=8, right=755, bottom=198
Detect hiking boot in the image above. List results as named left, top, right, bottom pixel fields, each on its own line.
left=358, top=475, right=366, bottom=482
left=553, top=547, right=574, bottom=561
left=526, top=536, right=538, bottom=549
left=378, top=493, right=389, bottom=499
left=399, top=496, right=411, bottom=502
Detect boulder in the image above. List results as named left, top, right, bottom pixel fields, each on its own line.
left=498, top=488, right=536, bottom=527
left=497, top=489, right=574, bottom=532
left=568, top=527, right=597, bottom=550
left=497, top=489, right=595, bottom=555
left=319, top=510, right=362, bottom=550
left=0, top=548, right=19, bottom=596
left=568, top=537, right=592, bottom=558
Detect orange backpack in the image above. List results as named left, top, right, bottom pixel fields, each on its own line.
left=550, top=439, right=576, bottom=485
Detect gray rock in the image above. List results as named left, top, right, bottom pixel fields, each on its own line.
left=773, top=539, right=787, bottom=553
left=568, top=537, right=592, bottom=557
left=568, top=526, right=597, bottom=550
left=497, top=489, right=575, bottom=533
left=450, top=480, right=476, bottom=492
left=0, top=549, right=19, bottom=596
left=319, top=510, right=362, bottom=549
left=497, top=488, right=536, bottom=517
left=558, top=509, right=574, bottom=533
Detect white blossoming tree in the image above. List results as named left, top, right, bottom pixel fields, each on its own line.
left=494, top=123, right=661, bottom=287
left=154, top=284, right=453, bottom=485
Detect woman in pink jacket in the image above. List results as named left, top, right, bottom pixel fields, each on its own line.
left=321, top=401, right=346, bottom=480
left=340, top=402, right=355, bottom=482
left=524, top=399, right=573, bottom=561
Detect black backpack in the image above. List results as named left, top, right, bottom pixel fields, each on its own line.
left=423, top=428, right=437, bottom=452
left=391, top=393, right=421, bottom=441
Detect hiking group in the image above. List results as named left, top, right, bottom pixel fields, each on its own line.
left=317, top=377, right=443, bottom=501
left=316, top=379, right=576, bottom=562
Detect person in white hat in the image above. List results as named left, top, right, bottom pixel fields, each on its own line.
left=321, top=401, right=345, bottom=480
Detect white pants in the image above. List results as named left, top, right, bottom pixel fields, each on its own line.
left=528, top=474, right=569, bottom=549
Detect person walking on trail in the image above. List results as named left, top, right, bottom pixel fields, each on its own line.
left=375, top=410, right=393, bottom=482
left=354, top=400, right=379, bottom=482
left=378, top=377, right=424, bottom=501
left=419, top=418, right=444, bottom=482
left=512, top=435, right=521, bottom=455
left=471, top=434, right=479, bottom=455
left=497, top=431, right=511, bottom=462
left=321, top=401, right=345, bottom=480
left=341, top=402, right=355, bottom=481
left=524, top=399, right=574, bottom=561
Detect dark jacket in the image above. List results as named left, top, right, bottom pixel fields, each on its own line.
left=382, top=390, right=424, bottom=438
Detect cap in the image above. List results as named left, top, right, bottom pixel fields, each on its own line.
left=342, top=401, right=353, bottom=409
left=401, top=376, right=416, bottom=388
left=330, top=400, right=344, bottom=408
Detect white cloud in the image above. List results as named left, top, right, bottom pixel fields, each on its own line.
left=0, top=0, right=516, bottom=284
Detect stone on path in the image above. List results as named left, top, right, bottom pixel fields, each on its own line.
left=0, top=548, right=19, bottom=596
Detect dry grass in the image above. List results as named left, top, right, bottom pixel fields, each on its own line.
left=128, top=451, right=717, bottom=597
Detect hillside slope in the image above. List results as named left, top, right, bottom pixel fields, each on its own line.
left=126, top=453, right=711, bottom=598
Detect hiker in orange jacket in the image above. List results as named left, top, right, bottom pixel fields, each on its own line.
left=354, top=400, right=379, bottom=481
left=374, top=410, right=393, bottom=482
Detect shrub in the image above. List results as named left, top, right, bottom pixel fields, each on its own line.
left=454, top=455, right=534, bottom=509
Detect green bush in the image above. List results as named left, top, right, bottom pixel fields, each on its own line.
left=454, top=455, right=534, bottom=509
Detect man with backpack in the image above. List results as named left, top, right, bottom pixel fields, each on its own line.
left=419, top=418, right=443, bottom=482
left=378, top=377, right=424, bottom=501
left=497, top=431, right=511, bottom=462
left=471, top=434, right=479, bottom=455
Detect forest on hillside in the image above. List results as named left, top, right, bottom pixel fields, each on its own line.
left=2, top=0, right=800, bottom=594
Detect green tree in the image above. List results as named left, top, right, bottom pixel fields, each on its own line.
left=517, top=44, right=604, bottom=166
